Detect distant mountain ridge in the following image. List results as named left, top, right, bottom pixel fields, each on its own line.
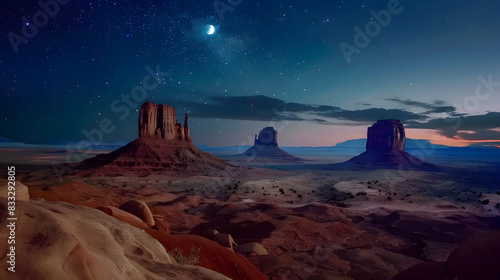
left=0, top=136, right=14, bottom=143
left=333, top=138, right=451, bottom=150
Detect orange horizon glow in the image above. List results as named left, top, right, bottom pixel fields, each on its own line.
left=405, top=129, right=500, bottom=147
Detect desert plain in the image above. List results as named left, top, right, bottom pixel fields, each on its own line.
left=1, top=144, right=499, bottom=280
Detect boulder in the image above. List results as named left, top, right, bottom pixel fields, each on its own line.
left=213, top=233, right=237, bottom=250
left=203, top=229, right=219, bottom=239
left=97, top=205, right=148, bottom=228
left=118, top=200, right=155, bottom=227
left=234, top=242, right=268, bottom=256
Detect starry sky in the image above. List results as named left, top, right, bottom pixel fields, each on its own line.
left=1, top=0, right=500, bottom=147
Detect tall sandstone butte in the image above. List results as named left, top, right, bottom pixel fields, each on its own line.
left=366, top=119, right=406, bottom=151
left=344, top=119, right=436, bottom=170
left=243, top=127, right=301, bottom=161
left=254, top=126, right=279, bottom=147
left=78, top=101, right=227, bottom=170
left=138, top=101, right=191, bottom=143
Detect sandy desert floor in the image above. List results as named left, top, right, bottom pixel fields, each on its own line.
left=5, top=154, right=498, bottom=280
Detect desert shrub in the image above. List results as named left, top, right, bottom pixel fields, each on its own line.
left=480, top=199, right=490, bottom=205
left=167, top=245, right=201, bottom=265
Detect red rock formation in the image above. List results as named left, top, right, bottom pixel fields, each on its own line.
left=145, top=230, right=269, bottom=280
left=366, top=119, right=405, bottom=151
left=118, top=200, right=156, bottom=227
left=345, top=120, right=436, bottom=170
left=254, top=127, right=278, bottom=146
left=138, top=101, right=191, bottom=142
left=243, top=127, right=301, bottom=161
left=79, top=102, right=228, bottom=171
left=0, top=198, right=230, bottom=280
left=184, top=113, right=192, bottom=143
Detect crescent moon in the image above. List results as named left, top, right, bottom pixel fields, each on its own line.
left=207, top=25, right=215, bottom=35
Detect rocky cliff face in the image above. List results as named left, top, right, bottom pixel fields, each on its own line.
left=138, top=101, right=191, bottom=143
left=366, top=119, right=405, bottom=151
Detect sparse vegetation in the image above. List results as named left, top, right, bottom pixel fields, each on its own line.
left=167, top=245, right=201, bottom=265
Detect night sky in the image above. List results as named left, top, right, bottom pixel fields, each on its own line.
left=1, top=0, right=500, bottom=147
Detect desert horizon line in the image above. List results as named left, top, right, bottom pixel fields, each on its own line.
left=1, top=136, right=499, bottom=149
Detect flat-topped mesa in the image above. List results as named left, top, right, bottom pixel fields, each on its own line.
left=138, top=101, right=191, bottom=143
left=366, top=119, right=405, bottom=152
left=254, top=127, right=278, bottom=147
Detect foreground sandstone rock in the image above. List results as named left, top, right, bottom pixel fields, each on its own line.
left=0, top=180, right=29, bottom=202
left=0, top=198, right=229, bottom=280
